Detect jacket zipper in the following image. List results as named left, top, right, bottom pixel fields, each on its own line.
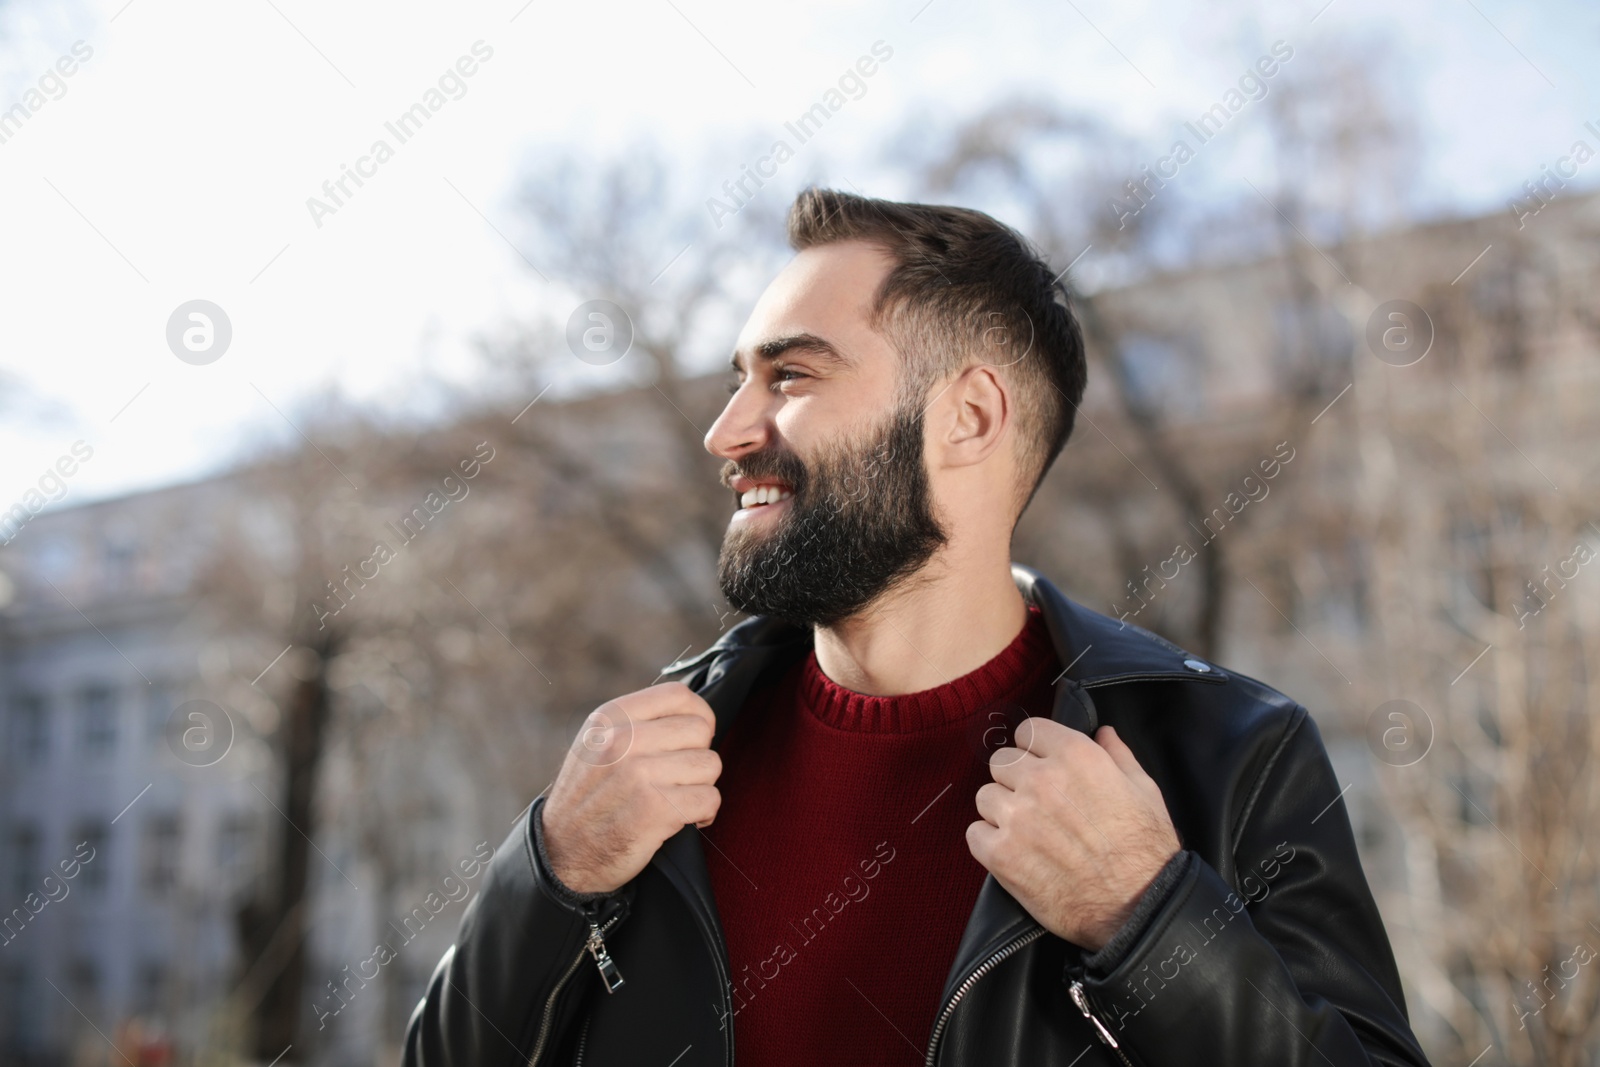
left=1068, top=979, right=1134, bottom=1067
left=586, top=919, right=626, bottom=993
left=526, top=912, right=624, bottom=1067
left=573, top=1013, right=593, bottom=1067
left=924, top=925, right=1047, bottom=1066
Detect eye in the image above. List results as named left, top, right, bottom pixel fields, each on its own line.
left=725, top=379, right=741, bottom=395
left=770, top=367, right=809, bottom=392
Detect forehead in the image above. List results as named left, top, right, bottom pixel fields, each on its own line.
left=731, top=240, right=898, bottom=373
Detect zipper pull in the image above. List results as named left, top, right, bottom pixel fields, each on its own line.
left=1068, top=979, right=1119, bottom=1048
left=586, top=921, right=625, bottom=993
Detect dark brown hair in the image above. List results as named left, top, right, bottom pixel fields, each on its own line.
left=785, top=187, right=1087, bottom=520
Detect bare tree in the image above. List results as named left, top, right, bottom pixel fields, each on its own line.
left=188, top=144, right=793, bottom=1061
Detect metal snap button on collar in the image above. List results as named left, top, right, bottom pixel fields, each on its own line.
left=1182, top=658, right=1212, bottom=673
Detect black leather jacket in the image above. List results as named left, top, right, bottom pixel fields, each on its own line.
left=403, top=564, right=1430, bottom=1066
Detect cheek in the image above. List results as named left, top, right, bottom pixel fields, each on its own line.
left=772, top=405, right=816, bottom=447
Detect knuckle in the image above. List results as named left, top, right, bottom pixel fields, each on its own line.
left=697, top=703, right=718, bottom=731
left=992, top=746, right=1027, bottom=771
left=571, top=728, right=610, bottom=761
left=683, top=749, right=714, bottom=779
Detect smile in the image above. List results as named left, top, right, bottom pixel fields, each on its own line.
left=739, top=484, right=792, bottom=509
left=732, top=485, right=793, bottom=523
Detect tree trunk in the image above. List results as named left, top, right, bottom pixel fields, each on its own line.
left=239, top=631, right=337, bottom=1060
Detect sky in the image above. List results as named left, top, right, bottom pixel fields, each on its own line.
left=0, top=0, right=1596, bottom=515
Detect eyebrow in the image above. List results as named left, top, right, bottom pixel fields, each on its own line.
left=729, top=333, right=853, bottom=375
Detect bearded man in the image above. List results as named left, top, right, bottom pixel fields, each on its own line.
left=403, top=188, right=1430, bottom=1066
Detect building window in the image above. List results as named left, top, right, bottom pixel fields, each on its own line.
left=142, top=814, right=181, bottom=896
left=6, top=825, right=39, bottom=897
left=2, top=963, right=40, bottom=1050
left=33, top=537, right=78, bottom=588
left=73, top=821, right=110, bottom=894
left=217, top=813, right=257, bottom=896
left=79, top=685, right=117, bottom=756
left=1271, top=297, right=1354, bottom=397
left=145, top=683, right=177, bottom=745
left=7, top=695, right=48, bottom=762
left=102, top=539, right=138, bottom=592
left=66, top=957, right=101, bottom=1013
left=134, top=958, right=169, bottom=1017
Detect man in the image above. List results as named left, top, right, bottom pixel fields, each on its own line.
left=403, top=189, right=1430, bottom=1066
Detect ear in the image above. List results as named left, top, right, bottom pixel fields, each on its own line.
left=933, top=363, right=1010, bottom=471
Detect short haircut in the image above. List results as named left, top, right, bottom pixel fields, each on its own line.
left=785, top=187, right=1087, bottom=520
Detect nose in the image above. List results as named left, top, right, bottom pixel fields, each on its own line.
left=704, top=380, right=771, bottom=461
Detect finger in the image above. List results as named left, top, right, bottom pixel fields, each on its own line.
left=1095, top=725, right=1152, bottom=784
left=634, top=712, right=716, bottom=753
left=973, top=780, right=1013, bottom=827
left=640, top=747, right=722, bottom=786
left=987, top=744, right=1044, bottom=787
left=1012, top=715, right=1075, bottom=759
left=617, top=682, right=718, bottom=731
left=965, top=818, right=999, bottom=869
left=654, top=782, right=721, bottom=827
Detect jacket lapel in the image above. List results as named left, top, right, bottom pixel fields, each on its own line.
left=649, top=621, right=810, bottom=980
left=933, top=566, right=1103, bottom=1003
left=935, top=565, right=1228, bottom=1000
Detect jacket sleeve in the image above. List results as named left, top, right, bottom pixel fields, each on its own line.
left=402, top=795, right=632, bottom=1067
left=1066, top=706, right=1430, bottom=1067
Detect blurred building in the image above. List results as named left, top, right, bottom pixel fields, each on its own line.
left=0, top=479, right=266, bottom=1062
left=0, top=479, right=462, bottom=1066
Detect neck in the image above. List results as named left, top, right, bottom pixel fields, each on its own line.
left=811, top=545, right=1028, bottom=696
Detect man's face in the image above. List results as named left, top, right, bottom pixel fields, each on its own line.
left=705, top=240, right=948, bottom=628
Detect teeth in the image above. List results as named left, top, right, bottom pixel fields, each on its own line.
left=740, top=485, right=792, bottom=509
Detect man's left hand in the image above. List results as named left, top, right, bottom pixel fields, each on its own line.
left=966, top=718, right=1180, bottom=953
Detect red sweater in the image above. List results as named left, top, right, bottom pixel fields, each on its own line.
left=702, top=603, right=1061, bottom=1065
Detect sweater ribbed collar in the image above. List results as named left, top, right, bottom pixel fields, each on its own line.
left=798, top=603, right=1056, bottom=733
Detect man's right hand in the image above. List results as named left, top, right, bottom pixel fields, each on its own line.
left=540, top=681, right=723, bottom=895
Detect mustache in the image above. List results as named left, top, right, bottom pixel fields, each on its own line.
left=720, top=450, right=808, bottom=493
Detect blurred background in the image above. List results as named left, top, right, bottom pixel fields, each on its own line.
left=1, top=0, right=1597, bottom=1063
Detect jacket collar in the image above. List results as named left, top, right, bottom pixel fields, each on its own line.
left=657, top=562, right=1228, bottom=692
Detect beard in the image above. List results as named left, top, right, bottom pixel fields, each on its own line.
left=716, top=399, right=948, bottom=628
